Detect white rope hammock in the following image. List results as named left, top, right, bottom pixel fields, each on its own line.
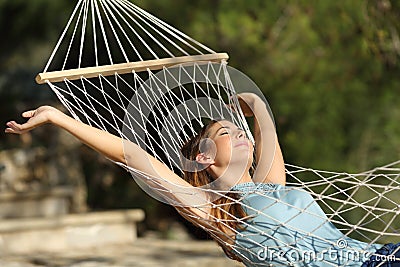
left=37, top=0, right=399, bottom=266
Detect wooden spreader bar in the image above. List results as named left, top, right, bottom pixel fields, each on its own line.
left=36, top=53, right=229, bottom=84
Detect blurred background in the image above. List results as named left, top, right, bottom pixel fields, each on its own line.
left=0, top=0, right=400, bottom=266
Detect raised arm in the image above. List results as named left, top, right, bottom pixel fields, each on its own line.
left=237, top=93, right=286, bottom=185
left=5, top=106, right=211, bottom=212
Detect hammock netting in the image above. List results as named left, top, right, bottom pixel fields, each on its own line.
left=36, top=0, right=399, bottom=266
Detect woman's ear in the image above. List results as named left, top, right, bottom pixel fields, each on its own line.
left=197, top=138, right=216, bottom=165
left=196, top=152, right=215, bottom=165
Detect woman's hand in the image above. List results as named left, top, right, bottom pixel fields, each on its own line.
left=235, top=92, right=265, bottom=117
left=5, top=106, right=59, bottom=135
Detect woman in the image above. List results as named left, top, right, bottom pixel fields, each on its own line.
left=5, top=93, right=399, bottom=266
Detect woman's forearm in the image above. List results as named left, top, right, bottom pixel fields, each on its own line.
left=49, top=110, right=125, bottom=163
left=252, top=98, right=274, bottom=160
left=252, top=98, right=286, bottom=185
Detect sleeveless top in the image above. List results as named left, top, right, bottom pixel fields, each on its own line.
left=230, top=182, right=381, bottom=266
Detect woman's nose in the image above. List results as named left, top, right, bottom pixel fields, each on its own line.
left=236, top=130, right=246, bottom=139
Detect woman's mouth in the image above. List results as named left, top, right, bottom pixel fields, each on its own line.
left=234, top=141, right=249, bottom=148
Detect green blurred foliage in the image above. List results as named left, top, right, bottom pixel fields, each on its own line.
left=1, top=0, right=399, bottom=234
left=137, top=0, right=400, bottom=171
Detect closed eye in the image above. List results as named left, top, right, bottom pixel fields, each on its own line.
left=215, top=126, right=231, bottom=136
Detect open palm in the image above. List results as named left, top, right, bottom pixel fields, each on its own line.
left=5, top=106, right=56, bottom=135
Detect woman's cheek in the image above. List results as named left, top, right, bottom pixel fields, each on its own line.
left=215, top=137, right=232, bottom=162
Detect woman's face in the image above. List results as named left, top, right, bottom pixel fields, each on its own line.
left=205, top=120, right=253, bottom=169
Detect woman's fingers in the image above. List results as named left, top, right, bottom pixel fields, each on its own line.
left=5, top=121, right=23, bottom=134
left=5, top=121, right=15, bottom=133
left=5, top=121, right=31, bottom=134
left=5, top=110, right=36, bottom=133
left=225, top=103, right=236, bottom=112
left=226, top=96, right=254, bottom=117
left=5, top=107, right=52, bottom=134
left=5, top=121, right=20, bottom=134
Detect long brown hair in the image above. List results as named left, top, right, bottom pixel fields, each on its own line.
left=180, top=120, right=247, bottom=261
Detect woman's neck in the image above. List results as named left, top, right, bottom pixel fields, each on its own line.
left=213, top=170, right=252, bottom=190
left=208, top=161, right=253, bottom=189
left=237, top=172, right=253, bottom=184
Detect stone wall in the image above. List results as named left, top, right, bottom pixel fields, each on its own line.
left=0, top=209, right=145, bottom=254
left=0, top=124, right=150, bottom=258
left=0, top=126, right=88, bottom=217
